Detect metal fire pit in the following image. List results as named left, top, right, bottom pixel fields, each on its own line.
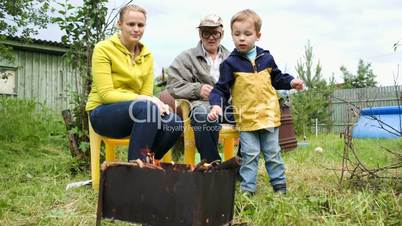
left=96, top=162, right=238, bottom=226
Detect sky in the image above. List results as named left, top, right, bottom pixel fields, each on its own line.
left=38, top=0, right=402, bottom=86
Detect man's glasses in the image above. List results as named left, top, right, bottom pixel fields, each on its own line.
left=201, top=30, right=222, bottom=39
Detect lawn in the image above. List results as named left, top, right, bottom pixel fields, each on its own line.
left=0, top=134, right=400, bottom=225
left=0, top=99, right=400, bottom=225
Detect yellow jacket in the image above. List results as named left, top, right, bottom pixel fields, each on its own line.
left=209, top=47, right=294, bottom=131
left=86, top=33, right=154, bottom=111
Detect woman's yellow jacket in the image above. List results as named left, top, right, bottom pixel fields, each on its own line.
left=86, top=33, right=154, bottom=111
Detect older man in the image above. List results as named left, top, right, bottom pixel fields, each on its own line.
left=167, top=14, right=232, bottom=162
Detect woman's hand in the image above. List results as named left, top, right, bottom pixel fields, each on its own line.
left=150, top=96, right=170, bottom=116
left=207, top=105, right=222, bottom=121
left=138, top=95, right=170, bottom=115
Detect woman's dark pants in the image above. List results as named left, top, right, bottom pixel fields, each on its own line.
left=90, top=100, right=183, bottom=161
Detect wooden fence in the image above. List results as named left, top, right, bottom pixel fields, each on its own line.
left=315, top=85, right=402, bottom=134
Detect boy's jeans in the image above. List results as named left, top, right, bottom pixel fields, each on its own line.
left=239, top=128, right=286, bottom=193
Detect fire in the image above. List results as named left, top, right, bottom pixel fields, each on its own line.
left=127, top=149, right=241, bottom=173
left=154, top=159, right=161, bottom=167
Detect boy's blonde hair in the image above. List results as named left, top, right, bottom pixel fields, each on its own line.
left=230, top=9, right=262, bottom=32
left=119, top=4, right=147, bottom=22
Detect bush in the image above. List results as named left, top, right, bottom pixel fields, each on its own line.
left=291, top=41, right=335, bottom=135
left=290, top=86, right=334, bottom=135
left=0, top=97, right=65, bottom=145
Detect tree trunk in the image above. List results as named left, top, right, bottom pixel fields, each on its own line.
left=62, top=109, right=83, bottom=158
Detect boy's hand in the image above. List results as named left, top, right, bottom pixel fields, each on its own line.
left=208, top=105, right=222, bottom=121
left=290, top=79, right=304, bottom=91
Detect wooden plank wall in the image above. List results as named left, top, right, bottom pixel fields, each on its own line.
left=13, top=49, right=81, bottom=113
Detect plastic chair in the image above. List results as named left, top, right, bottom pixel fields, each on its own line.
left=176, top=99, right=239, bottom=165
left=89, top=119, right=172, bottom=190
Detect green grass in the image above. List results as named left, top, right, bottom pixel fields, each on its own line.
left=0, top=134, right=400, bottom=225
left=232, top=134, right=401, bottom=225
left=0, top=141, right=96, bottom=225
left=0, top=99, right=400, bottom=225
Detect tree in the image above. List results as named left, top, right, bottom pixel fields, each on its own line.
left=52, top=0, right=125, bottom=166
left=295, top=41, right=324, bottom=90
left=0, top=0, right=51, bottom=61
left=340, top=59, right=377, bottom=88
left=52, top=0, right=111, bottom=168
left=291, top=41, right=335, bottom=135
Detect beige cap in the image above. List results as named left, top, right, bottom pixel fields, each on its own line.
left=197, top=14, right=223, bottom=28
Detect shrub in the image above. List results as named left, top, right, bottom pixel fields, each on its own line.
left=0, top=97, right=64, bottom=145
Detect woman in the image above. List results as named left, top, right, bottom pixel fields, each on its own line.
left=86, top=4, right=182, bottom=161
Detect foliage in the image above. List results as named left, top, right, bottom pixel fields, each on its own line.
left=1, top=134, right=400, bottom=225
left=52, top=0, right=116, bottom=73
left=340, top=59, right=377, bottom=88
left=52, top=0, right=124, bottom=165
left=0, top=0, right=51, bottom=62
left=0, top=96, right=65, bottom=146
left=294, top=41, right=324, bottom=90
left=291, top=41, right=335, bottom=135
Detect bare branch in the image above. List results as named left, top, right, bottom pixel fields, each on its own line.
left=378, top=144, right=402, bottom=157
left=335, top=99, right=401, bottom=189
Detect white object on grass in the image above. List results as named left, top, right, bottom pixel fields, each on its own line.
left=65, top=179, right=92, bottom=191
left=314, top=147, right=323, bottom=153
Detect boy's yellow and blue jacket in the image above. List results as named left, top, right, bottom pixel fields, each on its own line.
left=209, top=46, right=294, bottom=131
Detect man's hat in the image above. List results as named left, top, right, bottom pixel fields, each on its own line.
left=197, top=14, right=223, bottom=28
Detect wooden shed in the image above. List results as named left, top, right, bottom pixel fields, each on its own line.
left=0, top=37, right=80, bottom=112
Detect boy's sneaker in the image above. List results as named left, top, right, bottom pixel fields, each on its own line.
left=273, top=183, right=287, bottom=194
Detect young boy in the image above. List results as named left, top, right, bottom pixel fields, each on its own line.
left=208, top=9, right=304, bottom=195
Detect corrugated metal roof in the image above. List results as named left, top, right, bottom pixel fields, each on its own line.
left=1, top=36, right=70, bottom=54
left=5, top=36, right=69, bottom=48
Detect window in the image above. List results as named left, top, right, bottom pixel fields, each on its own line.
left=0, top=68, right=17, bottom=95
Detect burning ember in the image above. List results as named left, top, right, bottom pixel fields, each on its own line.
left=97, top=156, right=241, bottom=226
left=102, top=153, right=241, bottom=173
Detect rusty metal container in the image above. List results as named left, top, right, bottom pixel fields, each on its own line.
left=96, top=163, right=237, bottom=226
left=279, top=104, right=298, bottom=151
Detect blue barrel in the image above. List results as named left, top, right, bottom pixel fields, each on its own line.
left=352, top=106, right=402, bottom=138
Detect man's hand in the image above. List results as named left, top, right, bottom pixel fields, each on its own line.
left=200, top=84, right=214, bottom=100
left=207, top=105, right=222, bottom=121
left=290, top=79, right=304, bottom=91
